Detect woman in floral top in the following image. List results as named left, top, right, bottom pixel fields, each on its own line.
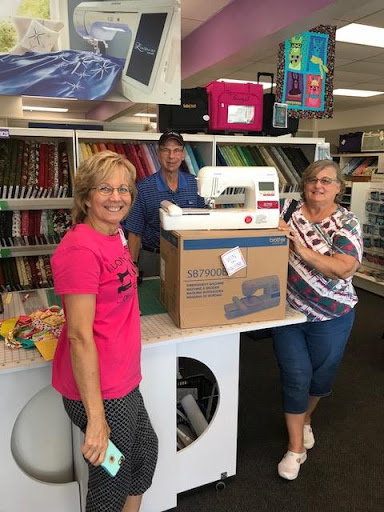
left=274, top=159, right=362, bottom=481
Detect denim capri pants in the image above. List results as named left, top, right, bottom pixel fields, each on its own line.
left=272, top=308, right=355, bottom=414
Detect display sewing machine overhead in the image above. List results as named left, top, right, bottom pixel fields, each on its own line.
left=160, top=166, right=280, bottom=230
left=73, top=0, right=180, bottom=103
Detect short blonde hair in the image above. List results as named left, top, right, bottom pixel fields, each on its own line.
left=301, top=159, right=345, bottom=204
left=72, top=151, right=137, bottom=224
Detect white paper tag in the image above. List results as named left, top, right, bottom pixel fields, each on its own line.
left=118, top=227, right=127, bottom=247
left=227, top=105, right=255, bottom=124
left=221, top=246, right=247, bottom=276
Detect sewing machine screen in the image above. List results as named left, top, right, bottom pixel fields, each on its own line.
left=259, top=182, right=275, bottom=191
left=125, top=13, right=168, bottom=86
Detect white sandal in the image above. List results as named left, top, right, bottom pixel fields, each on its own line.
left=278, top=450, right=307, bottom=480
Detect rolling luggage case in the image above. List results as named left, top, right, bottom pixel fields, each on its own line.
left=258, top=72, right=299, bottom=136
left=158, top=87, right=209, bottom=133
left=206, top=80, right=263, bottom=133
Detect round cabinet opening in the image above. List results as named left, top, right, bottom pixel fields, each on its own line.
left=11, top=386, right=74, bottom=483
left=177, top=357, right=219, bottom=451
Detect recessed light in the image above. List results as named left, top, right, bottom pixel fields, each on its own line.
left=134, top=113, right=157, bottom=118
left=336, top=23, right=384, bottom=48
left=333, top=89, right=384, bottom=97
left=22, top=106, right=69, bottom=113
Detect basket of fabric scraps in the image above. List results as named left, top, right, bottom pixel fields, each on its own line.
left=1, top=305, right=64, bottom=361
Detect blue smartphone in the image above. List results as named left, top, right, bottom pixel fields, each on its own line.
left=101, top=439, right=125, bottom=477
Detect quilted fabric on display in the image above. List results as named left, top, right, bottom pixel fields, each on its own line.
left=0, top=50, right=125, bottom=100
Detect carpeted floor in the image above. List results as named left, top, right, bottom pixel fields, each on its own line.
left=170, top=288, right=384, bottom=512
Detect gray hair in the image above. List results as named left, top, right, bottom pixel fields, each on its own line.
left=300, top=159, right=345, bottom=203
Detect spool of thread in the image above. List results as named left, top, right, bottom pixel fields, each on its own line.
left=180, top=393, right=209, bottom=437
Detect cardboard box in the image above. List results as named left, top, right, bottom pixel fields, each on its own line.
left=160, top=228, right=289, bottom=328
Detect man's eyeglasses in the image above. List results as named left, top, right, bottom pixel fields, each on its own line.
left=159, top=147, right=184, bottom=155
left=91, top=185, right=132, bottom=196
left=306, top=177, right=339, bottom=186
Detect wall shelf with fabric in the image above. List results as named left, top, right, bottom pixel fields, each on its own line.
left=214, top=135, right=324, bottom=204
left=333, top=152, right=383, bottom=177
left=75, top=130, right=215, bottom=180
left=0, top=198, right=72, bottom=210
left=0, top=128, right=76, bottom=291
left=75, top=132, right=323, bottom=205
left=332, top=152, right=384, bottom=209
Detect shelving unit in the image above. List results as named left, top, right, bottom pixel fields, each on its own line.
left=75, top=132, right=323, bottom=205
left=75, top=130, right=215, bottom=173
left=0, top=128, right=75, bottom=291
left=350, top=181, right=384, bottom=297
left=334, top=152, right=384, bottom=175
left=0, top=129, right=327, bottom=292
left=0, top=198, right=72, bottom=211
left=339, top=180, right=351, bottom=209
left=214, top=135, right=324, bottom=203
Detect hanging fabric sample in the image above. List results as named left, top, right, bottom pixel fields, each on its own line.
left=276, top=25, right=336, bottom=119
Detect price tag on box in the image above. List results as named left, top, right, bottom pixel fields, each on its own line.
left=221, top=246, right=247, bottom=276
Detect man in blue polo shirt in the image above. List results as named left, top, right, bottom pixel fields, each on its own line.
left=124, top=130, right=205, bottom=276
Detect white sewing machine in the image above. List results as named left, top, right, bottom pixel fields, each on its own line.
left=160, top=166, right=280, bottom=231
left=73, top=0, right=180, bottom=103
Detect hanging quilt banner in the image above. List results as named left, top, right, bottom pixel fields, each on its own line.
left=276, top=25, right=336, bottom=119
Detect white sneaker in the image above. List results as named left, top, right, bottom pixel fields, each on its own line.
left=278, top=450, right=307, bottom=480
left=303, top=424, right=315, bottom=449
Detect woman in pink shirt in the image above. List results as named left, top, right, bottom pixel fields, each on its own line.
left=52, top=151, right=158, bottom=512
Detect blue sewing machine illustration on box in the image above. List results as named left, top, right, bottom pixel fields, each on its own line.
left=224, top=275, right=280, bottom=319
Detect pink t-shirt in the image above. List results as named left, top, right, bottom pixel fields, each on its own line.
left=51, top=224, right=141, bottom=400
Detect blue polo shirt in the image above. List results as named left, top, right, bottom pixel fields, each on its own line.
left=124, top=170, right=205, bottom=249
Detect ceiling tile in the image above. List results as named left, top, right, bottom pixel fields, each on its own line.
left=334, top=70, right=379, bottom=83
left=336, top=42, right=383, bottom=60
left=364, top=52, right=384, bottom=63
left=181, top=0, right=234, bottom=22
left=356, top=9, right=384, bottom=27
left=337, top=60, right=384, bottom=75
left=334, top=57, right=354, bottom=67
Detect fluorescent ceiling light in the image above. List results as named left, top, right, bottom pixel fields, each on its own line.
left=333, top=88, right=384, bottom=97
left=22, top=106, right=69, bottom=113
left=134, top=112, right=157, bottom=118
left=218, top=78, right=276, bottom=89
left=336, top=23, right=384, bottom=47
left=102, top=26, right=126, bottom=32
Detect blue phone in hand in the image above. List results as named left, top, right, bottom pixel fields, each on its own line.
left=101, top=439, right=125, bottom=477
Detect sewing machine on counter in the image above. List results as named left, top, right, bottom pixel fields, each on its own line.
left=73, top=0, right=180, bottom=103
left=160, top=166, right=280, bottom=231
